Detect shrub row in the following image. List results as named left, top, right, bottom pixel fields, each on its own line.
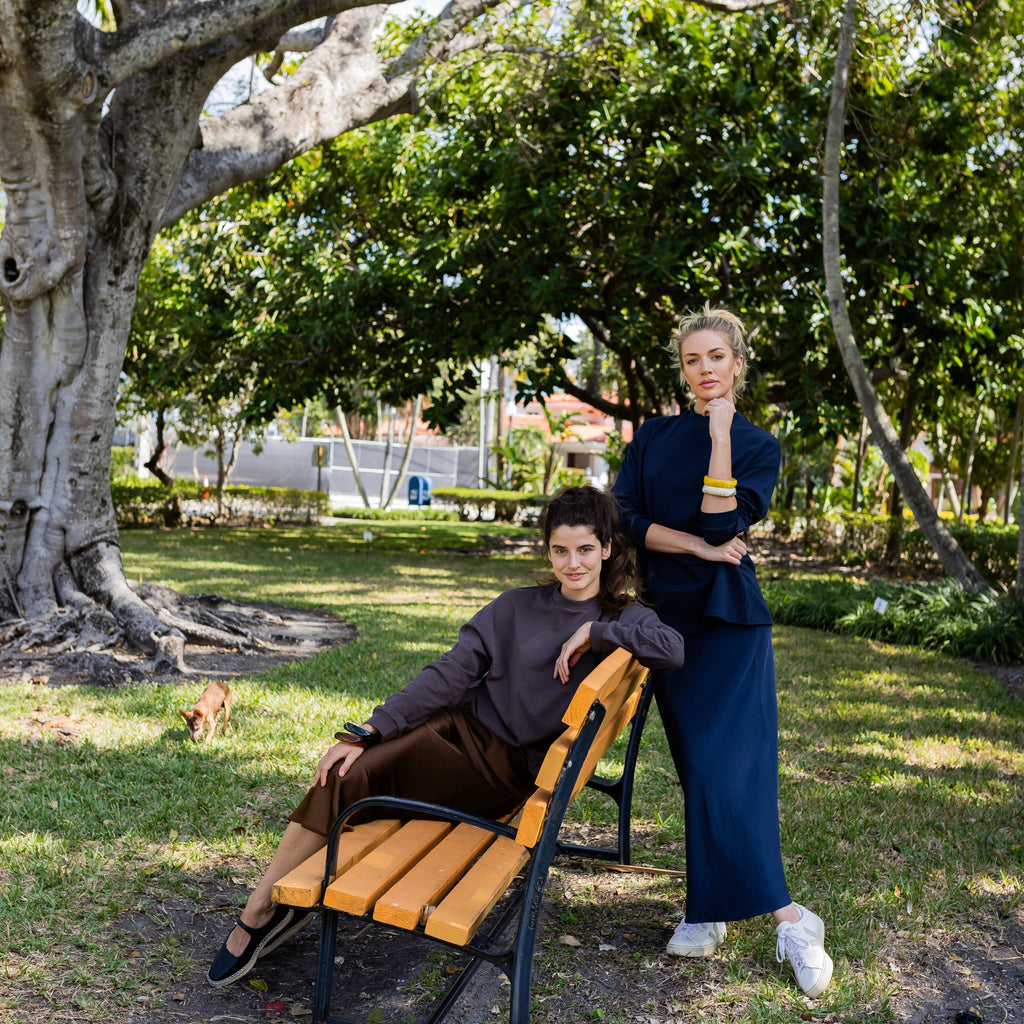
left=760, top=511, right=1018, bottom=588
left=332, top=506, right=459, bottom=522
left=763, top=576, right=1024, bottom=666
left=430, top=488, right=540, bottom=523
left=111, top=479, right=328, bottom=527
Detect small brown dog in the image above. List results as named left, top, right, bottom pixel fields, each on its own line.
left=179, top=680, right=232, bottom=742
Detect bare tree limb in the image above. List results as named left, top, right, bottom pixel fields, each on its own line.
left=163, top=0, right=514, bottom=223
left=696, top=0, right=779, bottom=10
left=94, top=0, right=377, bottom=89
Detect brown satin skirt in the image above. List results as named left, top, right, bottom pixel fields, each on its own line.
left=288, top=708, right=535, bottom=837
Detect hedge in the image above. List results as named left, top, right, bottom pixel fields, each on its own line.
left=430, top=488, right=539, bottom=522
left=332, top=506, right=459, bottom=522
left=111, top=479, right=329, bottom=527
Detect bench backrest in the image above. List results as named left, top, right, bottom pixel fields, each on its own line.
left=513, top=647, right=649, bottom=849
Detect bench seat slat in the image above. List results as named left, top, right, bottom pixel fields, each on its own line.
left=323, top=819, right=452, bottom=916
left=422, top=835, right=530, bottom=946
left=372, top=822, right=501, bottom=930
left=271, top=819, right=402, bottom=908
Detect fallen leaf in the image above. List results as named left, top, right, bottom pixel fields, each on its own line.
left=559, top=934, right=581, bottom=946
left=948, top=952, right=964, bottom=962
left=249, top=978, right=268, bottom=991
left=290, top=1009, right=312, bottom=1017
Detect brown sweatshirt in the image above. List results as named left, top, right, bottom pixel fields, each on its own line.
left=366, top=583, right=685, bottom=773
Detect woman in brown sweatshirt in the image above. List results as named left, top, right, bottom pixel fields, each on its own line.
left=208, top=485, right=684, bottom=988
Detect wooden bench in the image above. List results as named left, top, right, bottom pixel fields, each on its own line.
left=271, top=647, right=654, bottom=1024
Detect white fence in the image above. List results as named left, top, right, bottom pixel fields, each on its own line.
left=159, top=437, right=483, bottom=507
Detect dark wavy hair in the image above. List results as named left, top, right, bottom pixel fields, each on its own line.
left=540, top=485, right=639, bottom=613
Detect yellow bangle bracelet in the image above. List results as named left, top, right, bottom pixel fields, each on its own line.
left=704, top=476, right=737, bottom=489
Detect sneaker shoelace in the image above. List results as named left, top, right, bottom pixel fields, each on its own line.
left=776, top=922, right=810, bottom=968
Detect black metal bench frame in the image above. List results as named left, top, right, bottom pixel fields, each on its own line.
left=312, top=681, right=655, bottom=1024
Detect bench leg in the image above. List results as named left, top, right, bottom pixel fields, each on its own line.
left=313, top=909, right=339, bottom=1024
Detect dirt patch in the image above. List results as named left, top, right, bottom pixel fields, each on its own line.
left=887, top=911, right=1024, bottom=1024
left=117, top=880, right=448, bottom=1024
left=976, top=661, right=1024, bottom=703
left=102, top=846, right=1024, bottom=1024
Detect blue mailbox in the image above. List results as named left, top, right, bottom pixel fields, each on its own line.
left=408, top=475, right=432, bottom=506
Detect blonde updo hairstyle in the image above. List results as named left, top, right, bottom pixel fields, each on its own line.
left=670, top=303, right=752, bottom=404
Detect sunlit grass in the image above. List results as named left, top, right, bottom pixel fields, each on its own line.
left=0, top=522, right=1021, bottom=1022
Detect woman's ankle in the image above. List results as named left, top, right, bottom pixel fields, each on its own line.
left=240, top=897, right=275, bottom=929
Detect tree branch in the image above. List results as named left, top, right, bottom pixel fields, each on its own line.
left=695, top=0, right=779, bottom=10
left=163, top=0, right=514, bottom=224
left=389, top=0, right=530, bottom=77
left=95, top=0, right=373, bottom=89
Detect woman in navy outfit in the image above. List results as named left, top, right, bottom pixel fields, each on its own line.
left=612, top=305, right=833, bottom=998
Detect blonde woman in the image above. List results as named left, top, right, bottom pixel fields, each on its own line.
left=612, top=306, right=833, bottom=998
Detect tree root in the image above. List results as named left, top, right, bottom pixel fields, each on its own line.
left=140, top=582, right=263, bottom=649
left=0, top=605, right=124, bottom=656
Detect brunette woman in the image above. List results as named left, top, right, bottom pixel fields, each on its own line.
left=207, top=485, right=684, bottom=987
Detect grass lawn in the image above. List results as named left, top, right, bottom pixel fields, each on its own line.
left=1, top=521, right=1022, bottom=1023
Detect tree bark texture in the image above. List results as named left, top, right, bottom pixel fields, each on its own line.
left=821, top=0, right=993, bottom=594
left=0, top=0, right=520, bottom=653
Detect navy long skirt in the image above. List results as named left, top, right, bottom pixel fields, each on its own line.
left=654, top=621, right=791, bottom=923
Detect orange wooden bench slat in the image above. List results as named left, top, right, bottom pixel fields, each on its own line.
left=533, top=665, right=644, bottom=792
left=531, top=733, right=575, bottom=793
left=561, top=647, right=636, bottom=729
left=271, top=819, right=402, bottom=908
left=511, top=792, right=549, bottom=851
left=422, top=835, right=531, bottom=946
left=323, top=819, right=452, bottom=916
left=564, top=687, right=644, bottom=805
left=372, top=821, right=501, bottom=930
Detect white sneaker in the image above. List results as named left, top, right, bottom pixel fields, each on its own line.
left=775, top=904, right=834, bottom=997
left=666, top=918, right=726, bottom=957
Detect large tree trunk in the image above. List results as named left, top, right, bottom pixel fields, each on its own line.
left=0, top=0, right=508, bottom=661
left=821, top=0, right=993, bottom=594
